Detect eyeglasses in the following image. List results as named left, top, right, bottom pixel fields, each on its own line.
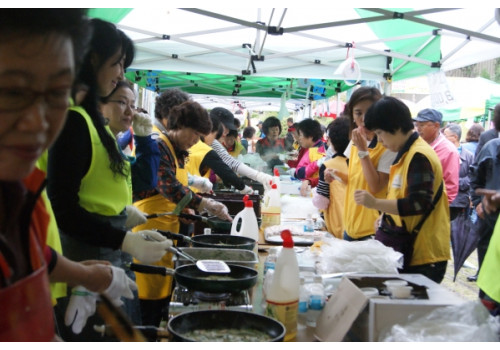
left=0, top=87, right=71, bottom=112
left=108, top=100, right=136, bottom=111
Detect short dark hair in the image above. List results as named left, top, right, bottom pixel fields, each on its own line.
left=344, top=86, right=383, bottom=133
left=242, top=126, right=256, bottom=138
left=226, top=129, right=239, bottom=138
left=155, top=88, right=191, bottom=121
left=101, top=80, right=134, bottom=104
left=328, top=116, right=350, bottom=156
left=494, top=103, right=500, bottom=131
left=364, top=96, right=414, bottom=134
left=262, top=116, right=282, bottom=135
left=167, top=101, right=212, bottom=135
left=297, top=119, right=323, bottom=141
left=234, top=117, right=241, bottom=129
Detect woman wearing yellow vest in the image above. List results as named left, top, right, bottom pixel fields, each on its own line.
left=339, top=87, right=397, bottom=241
left=224, top=129, right=247, bottom=158
left=186, top=113, right=252, bottom=193
left=312, top=116, right=351, bottom=238
left=46, top=19, right=172, bottom=340
left=132, top=99, right=232, bottom=327
left=354, top=96, right=450, bottom=283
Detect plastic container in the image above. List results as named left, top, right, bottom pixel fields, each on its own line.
left=231, top=195, right=259, bottom=253
left=298, top=277, right=309, bottom=326
left=304, top=213, right=314, bottom=232
left=260, top=183, right=281, bottom=228
left=265, top=230, right=300, bottom=342
left=273, top=168, right=281, bottom=193
left=306, top=275, right=325, bottom=328
left=263, top=247, right=279, bottom=276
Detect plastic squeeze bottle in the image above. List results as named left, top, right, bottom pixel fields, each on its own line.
left=265, top=230, right=300, bottom=341
left=259, top=183, right=281, bottom=243
left=231, top=195, right=259, bottom=252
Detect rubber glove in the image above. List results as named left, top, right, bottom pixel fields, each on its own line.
left=64, top=286, right=98, bottom=334
left=132, top=112, right=153, bottom=136
left=198, top=198, right=232, bottom=221
left=125, top=205, right=147, bottom=230
left=102, top=266, right=138, bottom=307
left=188, top=174, right=213, bottom=193
left=121, top=231, right=172, bottom=264
left=287, top=168, right=296, bottom=177
left=255, top=171, right=273, bottom=190
left=238, top=185, right=254, bottom=195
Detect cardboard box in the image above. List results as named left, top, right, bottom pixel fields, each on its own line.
left=314, top=273, right=465, bottom=342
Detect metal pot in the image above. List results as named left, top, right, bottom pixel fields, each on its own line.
left=167, top=310, right=285, bottom=342
left=128, top=263, right=258, bottom=294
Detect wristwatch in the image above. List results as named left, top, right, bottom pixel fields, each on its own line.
left=358, top=150, right=369, bottom=159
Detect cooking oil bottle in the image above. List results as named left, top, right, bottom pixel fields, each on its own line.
left=259, top=183, right=281, bottom=244
left=265, top=230, right=300, bottom=341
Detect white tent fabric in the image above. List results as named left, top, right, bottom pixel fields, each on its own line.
left=114, top=8, right=500, bottom=82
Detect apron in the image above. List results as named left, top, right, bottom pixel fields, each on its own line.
left=0, top=236, right=54, bottom=341
left=133, top=134, right=188, bottom=300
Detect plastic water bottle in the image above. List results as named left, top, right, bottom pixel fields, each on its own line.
left=306, top=275, right=325, bottom=328
left=265, top=230, right=300, bottom=341
left=263, top=247, right=278, bottom=276
left=304, top=213, right=314, bottom=232
left=298, top=277, right=309, bottom=326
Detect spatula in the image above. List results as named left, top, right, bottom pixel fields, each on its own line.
left=140, top=232, right=230, bottom=274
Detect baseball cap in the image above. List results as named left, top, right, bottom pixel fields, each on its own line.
left=210, top=107, right=237, bottom=131
left=414, top=108, right=443, bottom=124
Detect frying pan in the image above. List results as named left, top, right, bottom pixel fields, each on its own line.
left=128, top=263, right=258, bottom=294
left=168, top=310, right=285, bottom=342
left=156, top=230, right=256, bottom=251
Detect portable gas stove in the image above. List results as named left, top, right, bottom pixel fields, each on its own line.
left=168, top=285, right=253, bottom=316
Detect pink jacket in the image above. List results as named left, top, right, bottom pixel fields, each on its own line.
left=430, top=134, right=460, bottom=203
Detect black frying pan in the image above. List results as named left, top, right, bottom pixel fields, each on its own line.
left=128, top=263, right=258, bottom=294
left=156, top=230, right=256, bottom=251
left=168, top=310, right=285, bottom=342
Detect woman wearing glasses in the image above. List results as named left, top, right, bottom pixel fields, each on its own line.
left=46, top=19, right=172, bottom=340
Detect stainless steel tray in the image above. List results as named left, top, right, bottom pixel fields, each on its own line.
left=176, top=247, right=258, bottom=269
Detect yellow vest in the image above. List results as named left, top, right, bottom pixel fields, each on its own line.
left=343, top=142, right=387, bottom=239
left=386, top=137, right=450, bottom=266
left=185, top=140, right=212, bottom=193
left=307, top=146, right=326, bottom=180
left=478, top=216, right=500, bottom=303
left=132, top=129, right=188, bottom=300
left=228, top=141, right=245, bottom=158
left=70, top=106, right=131, bottom=215
left=323, top=156, right=348, bottom=239
left=36, top=153, right=67, bottom=305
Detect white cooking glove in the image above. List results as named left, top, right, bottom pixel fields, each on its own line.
left=125, top=205, right=147, bottom=230
left=287, top=168, right=296, bottom=177
left=255, top=171, right=273, bottom=190
left=121, top=231, right=172, bottom=264
left=188, top=174, right=213, bottom=193
left=102, top=266, right=137, bottom=307
left=132, top=112, right=153, bottom=137
left=238, top=185, right=254, bottom=195
left=198, top=198, right=232, bottom=221
left=64, top=286, right=98, bottom=334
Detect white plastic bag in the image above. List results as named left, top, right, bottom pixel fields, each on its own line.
left=315, top=235, right=403, bottom=274
left=379, top=300, right=500, bottom=342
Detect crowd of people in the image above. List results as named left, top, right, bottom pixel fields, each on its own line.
left=1, top=8, right=499, bottom=342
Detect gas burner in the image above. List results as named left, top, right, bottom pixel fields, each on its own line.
left=193, top=291, right=231, bottom=302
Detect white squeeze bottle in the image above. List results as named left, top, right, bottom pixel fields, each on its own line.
left=265, top=230, right=300, bottom=341
left=230, top=195, right=259, bottom=252
left=273, top=168, right=281, bottom=193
